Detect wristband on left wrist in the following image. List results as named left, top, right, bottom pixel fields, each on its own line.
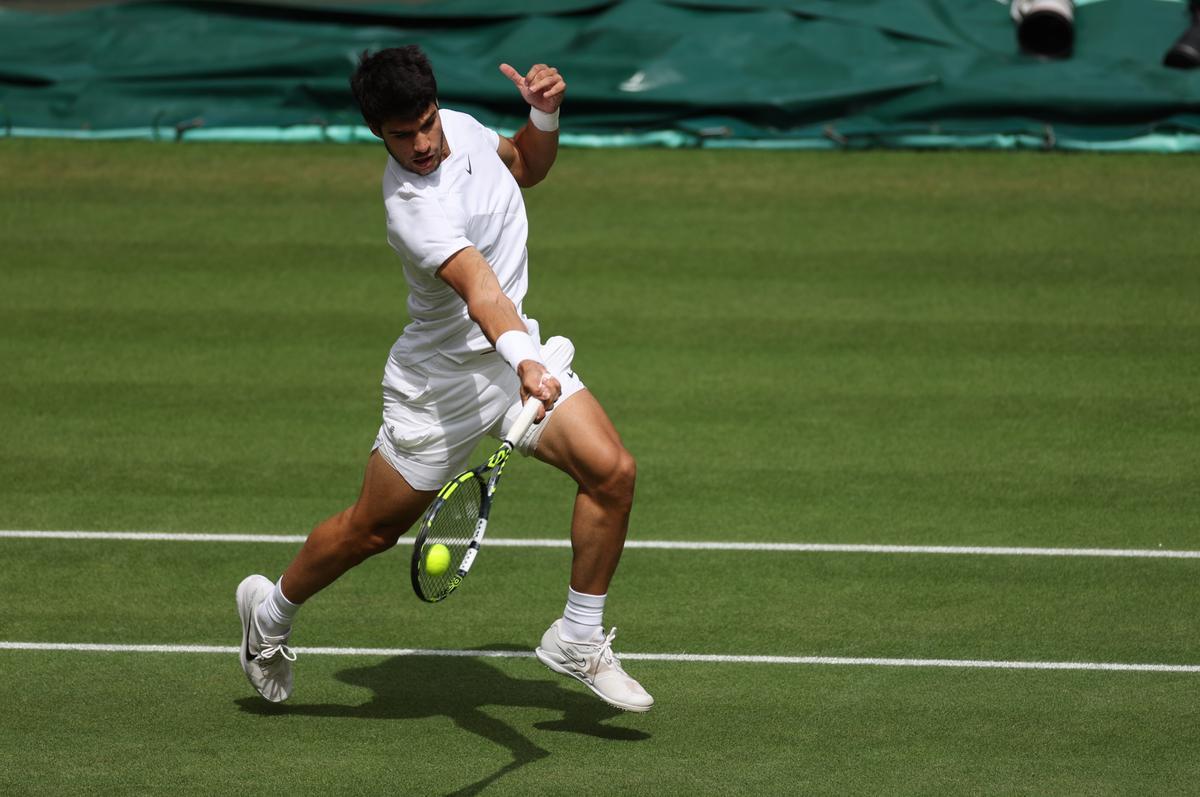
left=529, top=106, right=560, bottom=132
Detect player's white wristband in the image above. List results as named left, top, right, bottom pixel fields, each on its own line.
left=529, top=107, right=560, bottom=132
left=495, top=330, right=543, bottom=371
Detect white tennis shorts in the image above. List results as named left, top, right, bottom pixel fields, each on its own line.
left=372, top=335, right=585, bottom=491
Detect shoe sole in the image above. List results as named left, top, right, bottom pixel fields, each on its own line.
left=236, top=577, right=261, bottom=679
left=535, top=647, right=653, bottom=713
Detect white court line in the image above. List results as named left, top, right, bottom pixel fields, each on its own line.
left=2, top=529, right=1199, bottom=559
left=1, top=641, right=1197, bottom=673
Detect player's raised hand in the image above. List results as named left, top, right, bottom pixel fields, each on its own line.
left=499, top=63, right=566, bottom=113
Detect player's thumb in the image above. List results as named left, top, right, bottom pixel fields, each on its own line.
left=498, top=63, right=522, bottom=84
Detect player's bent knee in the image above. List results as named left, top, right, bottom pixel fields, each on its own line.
left=344, top=518, right=407, bottom=560
left=372, top=522, right=411, bottom=555
left=586, top=447, right=637, bottom=511
left=615, top=449, right=637, bottom=495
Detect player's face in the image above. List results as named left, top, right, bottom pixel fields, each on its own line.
left=375, top=103, right=447, bottom=176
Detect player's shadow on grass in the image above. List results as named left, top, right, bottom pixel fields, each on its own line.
left=235, top=644, right=649, bottom=796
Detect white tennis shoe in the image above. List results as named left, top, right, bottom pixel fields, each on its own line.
left=236, top=574, right=296, bottom=703
left=535, top=620, right=654, bottom=712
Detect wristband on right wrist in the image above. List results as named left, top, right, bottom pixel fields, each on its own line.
left=495, top=330, right=543, bottom=371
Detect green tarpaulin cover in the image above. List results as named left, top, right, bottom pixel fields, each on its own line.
left=1, top=0, right=1198, bottom=150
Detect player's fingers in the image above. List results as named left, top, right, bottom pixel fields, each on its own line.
left=528, top=67, right=560, bottom=94
left=538, top=373, right=562, bottom=406
left=524, top=64, right=547, bottom=84
left=519, top=386, right=546, bottom=422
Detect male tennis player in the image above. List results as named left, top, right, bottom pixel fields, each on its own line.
left=235, top=46, right=653, bottom=712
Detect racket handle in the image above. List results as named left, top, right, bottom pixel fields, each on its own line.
left=505, top=396, right=542, bottom=447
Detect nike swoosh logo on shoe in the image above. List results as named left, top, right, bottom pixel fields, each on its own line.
left=243, top=613, right=258, bottom=662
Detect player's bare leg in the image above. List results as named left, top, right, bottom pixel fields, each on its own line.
left=532, top=390, right=635, bottom=595
left=237, top=450, right=436, bottom=702
left=281, top=450, right=437, bottom=602
left=531, top=389, right=652, bottom=712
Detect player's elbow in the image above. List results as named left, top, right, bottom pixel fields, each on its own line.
left=515, top=170, right=546, bottom=189
left=517, top=159, right=553, bottom=188
left=509, top=141, right=551, bottom=188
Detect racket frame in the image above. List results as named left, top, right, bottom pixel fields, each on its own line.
left=410, top=396, right=541, bottom=602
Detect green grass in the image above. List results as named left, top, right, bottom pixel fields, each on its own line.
left=2, top=140, right=1199, bottom=794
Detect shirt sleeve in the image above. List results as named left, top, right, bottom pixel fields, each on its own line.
left=457, top=110, right=500, bottom=151
left=385, top=190, right=473, bottom=275
left=480, top=123, right=500, bottom=152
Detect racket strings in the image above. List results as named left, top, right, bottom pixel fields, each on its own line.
left=416, top=474, right=484, bottom=597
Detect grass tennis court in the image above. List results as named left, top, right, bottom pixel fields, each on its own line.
left=2, top=140, right=1198, bottom=794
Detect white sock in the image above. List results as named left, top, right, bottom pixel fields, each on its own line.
left=560, top=586, right=606, bottom=643
left=254, top=577, right=299, bottom=638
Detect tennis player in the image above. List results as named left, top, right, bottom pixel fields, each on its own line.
left=235, top=46, right=653, bottom=712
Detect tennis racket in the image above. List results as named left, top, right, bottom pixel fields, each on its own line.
left=411, top=396, right=542, bottom=602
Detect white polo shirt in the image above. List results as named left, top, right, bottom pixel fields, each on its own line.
left=382, top=108, right=535, bottom=365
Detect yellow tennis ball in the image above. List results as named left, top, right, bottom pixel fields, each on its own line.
left=425, top=543, right=451, bottom=576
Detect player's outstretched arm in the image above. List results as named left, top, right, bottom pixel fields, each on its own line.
left=437, top=246, right=561, bottom=416
left=496, top=62, right=564, bottom=188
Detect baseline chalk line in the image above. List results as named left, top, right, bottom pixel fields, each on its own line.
left=1, top=641, right=1197, bottom=673
left=2, top=529, right=1199, bottom=559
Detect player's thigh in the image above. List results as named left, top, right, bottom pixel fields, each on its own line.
left=532, top=389, right=632, bottom=488
left=349, top=449, right=439, bottom=535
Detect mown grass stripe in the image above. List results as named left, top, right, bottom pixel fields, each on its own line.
left=0, top=530, right=311, bottom=544
left=2, top=529, right=1200, bottom=559
left=2, top=641, right=1198, bottom=673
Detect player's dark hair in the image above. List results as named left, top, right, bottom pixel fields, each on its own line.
left=350, top=45, right=438, bottom=128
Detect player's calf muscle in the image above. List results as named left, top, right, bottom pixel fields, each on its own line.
left=282, top=512, right=404, bottom=602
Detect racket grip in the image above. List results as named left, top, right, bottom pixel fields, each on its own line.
left=505, top=396, right=542, bottom=447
